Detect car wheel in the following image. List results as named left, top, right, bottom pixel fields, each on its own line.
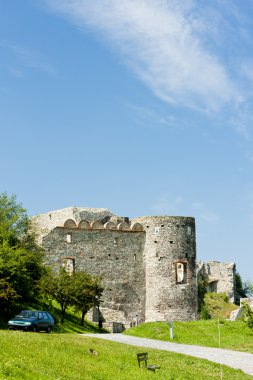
left=46, top=326, right=52, bottom=333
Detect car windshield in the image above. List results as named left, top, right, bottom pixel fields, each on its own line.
left=17, top=311, right=38, bottom=318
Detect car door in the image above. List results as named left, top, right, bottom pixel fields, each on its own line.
left=37, top=312, right=47, bottom=330
left=42, top=312, right=51, bottom=329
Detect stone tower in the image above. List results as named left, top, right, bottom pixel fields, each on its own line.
left=133, top=216, right=198, bottom=322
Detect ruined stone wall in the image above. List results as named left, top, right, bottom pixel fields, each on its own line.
left=133, top=216, right=198, bottom=322
left=196, top=261, right=235, bottom=303
left=33, top=207, right=198, bottom=327
left=42, top=225, right=146, bottom=327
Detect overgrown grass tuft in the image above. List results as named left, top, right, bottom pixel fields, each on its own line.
left=0, top=331, right=251, bottom=379
left=124, top=319, right=253, bottom=353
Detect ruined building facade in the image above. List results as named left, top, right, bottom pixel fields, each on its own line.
left=32, top=207, right=198, bottom=328
left=196, top=261, right=236, bottom=303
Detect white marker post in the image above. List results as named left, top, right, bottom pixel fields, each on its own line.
left=168, top=322, right=174, bottom=339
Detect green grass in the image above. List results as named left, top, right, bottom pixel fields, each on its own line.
left=124, top=320, right=253, bottom=353
left=1, top=301, right=253, bottom=378
left=203, top=292, right=239, bottom=319
left=0, top=330, right=252, bottom=380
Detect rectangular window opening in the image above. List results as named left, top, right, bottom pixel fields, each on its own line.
left=176, top=262, right=187, bottom=284
left=62, top=258, right=75, bottom=275
left=66, top=233, right=72, bottom=243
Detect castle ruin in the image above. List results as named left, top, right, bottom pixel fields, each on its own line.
left=32, top=207, right=198, bottom=329
left=196, top=261, right=236, bottom=303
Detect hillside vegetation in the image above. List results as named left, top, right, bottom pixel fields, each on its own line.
left=124, top=319, right=253, bottom=353
left=200, top=292, right=239, bottom=319
left=0, top=331, right=252, bottom=380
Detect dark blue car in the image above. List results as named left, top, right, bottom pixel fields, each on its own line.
left=8, top=310, right=55, bottom=333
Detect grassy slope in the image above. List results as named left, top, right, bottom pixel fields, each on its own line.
left=0, top=303, right=106, bottom=334
left=0, top=331, right=252, bottom=380
left=1, top=301, right=253, bottom=378
left=203, top=292, right=238, bottom=319
left=124, top=320, right=253, bottom=353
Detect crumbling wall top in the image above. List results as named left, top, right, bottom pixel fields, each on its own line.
left=31, top=206, right=116, bottom=243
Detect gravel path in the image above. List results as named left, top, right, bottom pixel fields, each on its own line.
left=83, top=333, right=253, bottom=376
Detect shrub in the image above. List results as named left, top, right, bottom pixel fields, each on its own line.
left=241, top=302, right=253, bottom=329
left=200, top=305, right=211, bottom=320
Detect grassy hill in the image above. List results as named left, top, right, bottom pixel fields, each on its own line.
left=124, top=319, right=253, bottom=353
left=1, top=297, right=253, bottom=379
left=0, top=330, right=252, bottom=380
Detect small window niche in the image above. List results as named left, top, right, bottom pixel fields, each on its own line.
left=207, top=280, right=218, bottom=293
left=176, top=262, right=187, bottom=284
left=155, top=227, right=160, bottom=235
left=113, top=237, right=118, bottom=247
left=187, top=226, right=191, bottom=236
left=66, top=233, right=72, bottom=243
left=62, top=258, right=75, bottom=275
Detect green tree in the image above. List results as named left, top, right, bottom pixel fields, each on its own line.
left=235, top=272, right=252, bottom=304
left=39, top=267, right=74, bottom=324
left=197, top=277, right=208, bottom=312
left=241, top=302, right=253, bottom=329
left=71, top=272, right=103, bottom=326
left=0, top=193, right=28, bottom=242
left=242, top=281, right=253, bottom=297
left=40, top=268, right=104, bottom=325
left=0, top=193, right=44, bottom=311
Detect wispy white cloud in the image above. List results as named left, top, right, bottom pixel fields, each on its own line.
left=1, top=65, right=23, bottom=78
left=127, top=103, right=182, bottom=130
left=0, top=41, right=57, bottom=77
left=151, top=194, right=184, bottom=215
left=228, top=102, right=253, bottom=140
left=8, top=44, right=57, bottom=76
left=43, top=0, right=241, bottom=111
left=152, top=194, right=219, bottom=223
left=241, top=60, right=253, bottom=84
left=192, top=202, right=219, bottom=223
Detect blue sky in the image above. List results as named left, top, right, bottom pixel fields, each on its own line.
left=1, top=0, right=253, bottom=282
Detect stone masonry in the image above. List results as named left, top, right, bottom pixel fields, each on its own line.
left=196, top=261, right=236, bottom=303
left=32, top=207, right=199, bottom=328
